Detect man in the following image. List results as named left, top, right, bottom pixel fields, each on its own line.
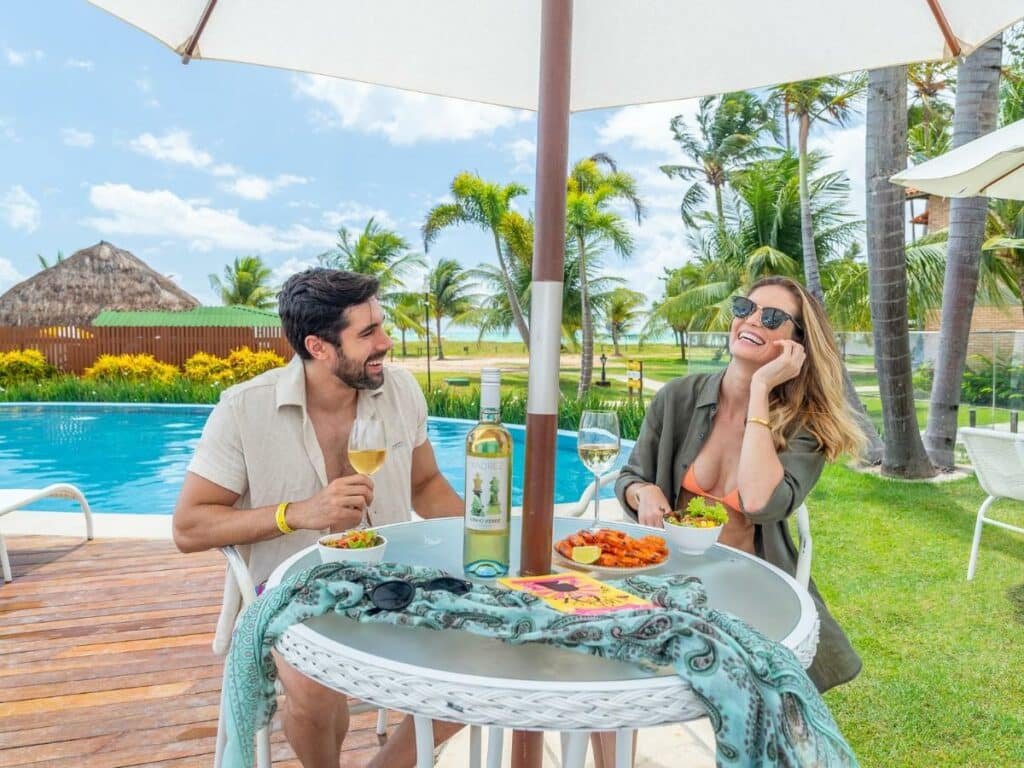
left=174, top=268, right=463, bottom=768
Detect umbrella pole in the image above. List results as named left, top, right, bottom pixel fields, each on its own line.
left=514, top=0, right=572, bottom=766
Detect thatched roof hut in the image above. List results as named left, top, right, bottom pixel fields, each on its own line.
left=0, top=241, right=199, bottom=326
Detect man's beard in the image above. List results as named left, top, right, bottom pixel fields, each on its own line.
left=333, top=350, right=386, bottom=390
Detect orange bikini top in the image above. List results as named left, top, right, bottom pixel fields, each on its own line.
left=681, top=464, right=742, bottom=512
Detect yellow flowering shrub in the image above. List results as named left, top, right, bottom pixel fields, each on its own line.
left=184, top=351, right=236, bottom=386
left=0, top=348, right=55, bottom=385
left=227, top=347, right=285, bottom=380
left=84, top=354, right=180, bottom=385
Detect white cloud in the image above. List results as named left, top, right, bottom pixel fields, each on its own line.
left=83, top=183, right=335, bottom=253
left=505, top=138, right=536, bottom=173
left=595, top=99, right=699, bottom=159
left=65, top=58, right=94, bottom=71
left=212, top=163, right=239, bottom=177
left=5, top=48, right=43, bottom=67
left=293, top=75, right=529, bottom=145
left=0, top=257, right=24, bottom=290
left=0, top=117, right=16, bottom=142
left=811, top=122, right=866, bottom=221
left=62, top=128, right=95, bottom=148
left=130, top=130, right=214, bottom=170
left=322, top=201, right=397, bottom=230
left=224, top=173, right=309, bottom=201
left=1, top=185, right=41, bottom=233
left=135, top=76, right=153, bottom=93
left=272, top=256, right=319, bottom=286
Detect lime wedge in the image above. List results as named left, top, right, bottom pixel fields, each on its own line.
left=571, top=545, right=602, bottom=564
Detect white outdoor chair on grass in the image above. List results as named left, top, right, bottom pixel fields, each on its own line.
left=959, top=428, right=1024, bottom=581
left=0, top=483, right=93, bottom=583
left=567, top=470, right=813, bottom=587
left=213, top=545, right=388, bottom=768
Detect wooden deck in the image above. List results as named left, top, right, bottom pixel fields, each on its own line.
left=0, top=535, right=401, bottom=768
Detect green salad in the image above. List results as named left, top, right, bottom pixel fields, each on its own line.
left=664, top=497, right=729, bottom=528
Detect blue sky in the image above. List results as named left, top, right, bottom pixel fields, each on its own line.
left=0, top=1, right=865, bottom=309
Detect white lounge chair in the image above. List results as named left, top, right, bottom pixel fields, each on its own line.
left=0, top=484, right=94, bottom=583
left=567, top=470, right=813, bottom=587
left=959, top=428, right=1024, bottom=581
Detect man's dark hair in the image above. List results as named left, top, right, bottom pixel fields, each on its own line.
left=278, top=268, right=380, bottom=358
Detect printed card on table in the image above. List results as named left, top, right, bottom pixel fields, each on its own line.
left=498, top=573, right=653, bottom=616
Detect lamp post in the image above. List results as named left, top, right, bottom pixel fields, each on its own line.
left=424, top=290, right=432, bottom=390
left=595, top=352, right=611, bottom=387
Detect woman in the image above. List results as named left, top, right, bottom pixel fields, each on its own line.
left=615, top=275, right=863, bottom=693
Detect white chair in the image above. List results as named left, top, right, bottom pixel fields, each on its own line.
left=0, top=484, right=94, bottom=583
left=959, top=428, right=1024, bottom=581
left=568, top=470, right=813, bottom=587
left=213, top=545, right=388, bottom=768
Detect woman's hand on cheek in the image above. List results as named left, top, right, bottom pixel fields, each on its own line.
left=751, top=340, right=806, bottom=391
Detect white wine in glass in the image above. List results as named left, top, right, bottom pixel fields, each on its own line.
left=348, top=416, right=387, bottom=529
left=577, top=410, right=620, bottom=523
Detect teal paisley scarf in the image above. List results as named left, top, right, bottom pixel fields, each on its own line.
left=222, top=561, right=857, bottom=768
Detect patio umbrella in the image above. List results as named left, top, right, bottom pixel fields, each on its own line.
left=892, top=117, right=1024, bottom=199
left=87, top=1, right=1023, bottom=763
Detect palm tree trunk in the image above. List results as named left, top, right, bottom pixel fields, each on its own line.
left=797, top=114, right=825, bottom=303
left=866, top=65, right=936, bottom=478
left=576, top=234, right=594, bottom=398
left=611, top=329, right=621, bottom=356
left=492, top=233, right=530, bottom=349
left=714, top=183, right=725, bottom=232
left=400, top=329, right=407, bottom=357
left=798, top=111, right=884, bottom=462
left=435, top=314, right=445, bottom=360
left=925, top=36, right=1003, bottom=468
left=679, top=330, right=687, bottom=362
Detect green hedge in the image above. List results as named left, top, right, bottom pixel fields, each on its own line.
left=913, top=354, right=1024, bottom=409
left=0, top=375, right=650, bottom=437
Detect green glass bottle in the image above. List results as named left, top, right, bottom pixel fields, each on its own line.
left=463, top=368, right=512, bottom=577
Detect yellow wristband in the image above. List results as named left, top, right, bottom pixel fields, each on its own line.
left=746, top=416, right=772, bottom=430
left=275, top=502, right=294, bottom=535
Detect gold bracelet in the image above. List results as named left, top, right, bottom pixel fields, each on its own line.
left=275, top=502, right=294, bottom=535
left=746, top=416, right=772, bottom=430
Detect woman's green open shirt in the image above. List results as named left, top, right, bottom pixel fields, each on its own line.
left=614, top=369, right=861, bottom=692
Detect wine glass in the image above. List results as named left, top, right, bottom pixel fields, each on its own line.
left=347, top=415, right=387, bottom=529
left=577, top=410, right=620, bottom=524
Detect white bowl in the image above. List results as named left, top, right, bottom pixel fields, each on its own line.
left=662, top=521, right=723, bottom=556
left=317, top=531, right=388, bottom=564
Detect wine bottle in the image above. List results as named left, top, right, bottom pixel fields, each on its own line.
left=463, top=368, right=512, bottom=577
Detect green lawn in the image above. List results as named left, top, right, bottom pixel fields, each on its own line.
left=809, top=465, right=1024, bottom=766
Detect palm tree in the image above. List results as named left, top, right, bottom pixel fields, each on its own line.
left=983, top=200, right=1024, bottom=318
left=866, top=64, right=936, bottom=478
left=604, top=288, right=645, bottom=356
left=773, top=75, right=866, bottom=303
left=209, top=255, right=276, bottom=309
left=427, top=258, right=479, bottom=360
left=660, top=92, right=771, bottom=229
left=643, top=264, right=704, bottom=361
left=319, top=217, right=426, bottom=308
left=388, top=291, right=426, bottom=357
left=565, top=155, right=643, bottom=396
left=422, top=173, right=531, bottom=347
left=925, top=35, right=1004, bottom=469
left=907, top=62, right=956, bottom=164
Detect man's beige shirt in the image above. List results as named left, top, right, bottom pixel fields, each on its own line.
left=188, top=356, right=428, bottom=652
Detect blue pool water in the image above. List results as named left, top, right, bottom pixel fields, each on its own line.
left=0, top=404, right=630, bottom=514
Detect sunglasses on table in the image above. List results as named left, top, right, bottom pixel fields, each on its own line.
left=730, top=296, right=803, bottom=333
left=365, top=575, right=472, bottom=615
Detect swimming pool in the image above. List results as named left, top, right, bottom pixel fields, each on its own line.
left=0, top=404, right=631, bottom=514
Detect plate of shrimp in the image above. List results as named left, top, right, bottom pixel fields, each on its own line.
left=553, top=528, right=669, bottom=575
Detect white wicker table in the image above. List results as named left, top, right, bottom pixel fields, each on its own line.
left=265, top=517, right=819, bottom=768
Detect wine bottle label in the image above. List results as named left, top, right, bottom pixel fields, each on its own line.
left=464, top=455, right=510, bottom=531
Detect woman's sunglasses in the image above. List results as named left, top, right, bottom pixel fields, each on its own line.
left=365, top=575, right=471, bottom=614
left=731, top=296, right=803, bottom=333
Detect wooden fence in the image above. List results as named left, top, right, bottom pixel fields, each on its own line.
left=0, top=326, right=295, bottom=374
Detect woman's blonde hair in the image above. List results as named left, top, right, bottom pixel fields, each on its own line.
left=746, top=276, right=865, bottom=460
